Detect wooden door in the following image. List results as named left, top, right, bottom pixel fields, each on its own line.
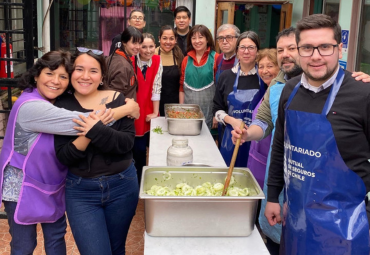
left=279, top=3, right=293, bottom=31
left=216, top=2, right=235, bottom=52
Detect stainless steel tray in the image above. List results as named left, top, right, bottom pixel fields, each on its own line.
left=164, top=104, right=205, bottom=136
left=139, top=166, right=265, bottom=237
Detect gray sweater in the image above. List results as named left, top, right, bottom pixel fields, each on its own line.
left=2, top=100, right=87, bottom=202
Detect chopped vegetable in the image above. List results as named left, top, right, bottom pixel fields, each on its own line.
left=167, top=108, right=201, bottom=119
left=145, top=176, right=257, bottom=197
left=162, top=172, right=171, bottom=181
left=152, top=126, right=165, bottom=134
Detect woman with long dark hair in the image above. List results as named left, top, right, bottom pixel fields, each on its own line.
left=155, top=25, right=184, bottom=116
left=54, top=48, right=139, bottom=255
left=105, top=26, right=143, bottom=99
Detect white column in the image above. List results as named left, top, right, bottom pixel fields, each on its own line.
left=195, top=0, right=216, bottom=37
left=37, top=0, right=43, bottom=57
left=42, top=0, right=51, bottom=53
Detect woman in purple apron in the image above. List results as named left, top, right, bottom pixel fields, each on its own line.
left=280, top=67, right=369, bottom=254
left=247, top=48, right=279, bottom=188
left=213, top=31, right=266, bottom=167
left=0, top=51, right=138, bottom=254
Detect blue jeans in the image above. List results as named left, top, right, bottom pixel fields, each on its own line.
left=133, top=133, right=149, bottom=185
left=3, top=201, right=66, bottom=255
left=65, top=162, right=139, bottom=255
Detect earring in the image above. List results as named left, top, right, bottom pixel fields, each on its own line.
left=100, top=82, right=103, bottom=86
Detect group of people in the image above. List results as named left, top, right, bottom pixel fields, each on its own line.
left=1, top=4, right=370, bottom=255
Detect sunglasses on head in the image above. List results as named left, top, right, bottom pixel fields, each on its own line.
left=77, top=47, right=104, bottom=55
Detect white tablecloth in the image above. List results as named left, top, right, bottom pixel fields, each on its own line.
left=144, top=117, right=269, bottom=255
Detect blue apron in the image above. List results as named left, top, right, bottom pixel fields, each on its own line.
left=216, top=56, right=239, bottom=148
left=280, top=67, right=369, bottom=255
left=219, top=65, right=265, bottom=167
left=258, top=81, right=285, bottom=244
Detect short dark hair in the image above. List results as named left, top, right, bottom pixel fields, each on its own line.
left=296, top=14, right=341, bottom=45
left=18, top=50, right=73, bottom=90
left=72, top=50, right=108, bottom=89
left=186, top=25, right=215, bottom=53
left=174, top=6, right=191, bottom=19
left=121, top=26, right=144, bottom=44
left=276, top=27, right=296, bottom=43
left=236, top=31, right=260, bottom=51
left=129, top=9, right=145, bottom=19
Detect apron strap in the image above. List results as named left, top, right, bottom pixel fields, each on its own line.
left=172, top=49, right=176, bottom=66
left=233, top=64, right=241, bottom=93
left=255, top=64, right=266, bottom=95
left=285, top=68, right=345, bottom=113
left=233, top=56, right=239, bottom=66
left=159, top=48, right=177, bottom=67
left=285, top=82, right=301, bottom=111
left=233, top=64, right=266, bottom=96
left=321, top=67, right=345, bottom=116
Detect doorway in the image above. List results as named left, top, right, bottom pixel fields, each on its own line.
left=216, top=2, right=292, bottom=51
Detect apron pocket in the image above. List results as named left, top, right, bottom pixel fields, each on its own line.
left=15, top=174, right=66, bottom=224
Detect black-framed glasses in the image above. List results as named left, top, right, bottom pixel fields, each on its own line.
left=297, top=44, right=338, bottom=57
left=216, top=35, right=238, bottom=43
left=238, top=45, right=257, bottom=53
left=130, top=16, right=144, bottom=21
left=77, top=47, right=104, bottom=55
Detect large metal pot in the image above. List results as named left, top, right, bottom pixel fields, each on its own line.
left=139, top=166, right=265, bottom=237
left=164, top=104, right=205, bottom=136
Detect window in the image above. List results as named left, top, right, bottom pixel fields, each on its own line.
left=356, top=0, right=370, bottom=74
left=51, top=0, right=195, bottom=56
left=323, top=0, right=340, bottom=23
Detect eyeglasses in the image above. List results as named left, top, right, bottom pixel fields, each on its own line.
left=130, top=16, right=144, bottom=21
left=238, top=45, right=257, bottom=53
left=77, top=47, right=103, bottom=55
left=216, top=35, right=238, bottom=43
left=297, top=44, right=338, bottom=57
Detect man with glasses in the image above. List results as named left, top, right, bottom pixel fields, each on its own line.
left=215, top=24, right=240, bottom=83
left=174, top=6, right=191, bottom=56
left=263, top=14, right=370, bottom=254
left=232, top=26, right=370, bottom=255
left=109, top=9, right=146, bottom=55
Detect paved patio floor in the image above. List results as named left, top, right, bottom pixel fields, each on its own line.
left=0, top=200, right=145, bottom=255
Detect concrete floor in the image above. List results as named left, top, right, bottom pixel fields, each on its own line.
left=0, top=200, right=145, bottom=255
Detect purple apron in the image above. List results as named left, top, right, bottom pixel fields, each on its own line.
left=280, top=68, right=369, bottom=254
left=219, top=65, right=265, bottom=167
left=247, top=98, right=272, bottom=188
left=0, top=89, right=68, bottom=224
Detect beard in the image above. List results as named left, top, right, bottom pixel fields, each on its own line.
left=280, top=58, right=303, bottom=78
left=304, top=64, right=338, bottom=83
left=283, top=64, right=303, bottom=78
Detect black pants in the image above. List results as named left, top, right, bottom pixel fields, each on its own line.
left=266, top=236, right=280, bottom=255
left=133, top=132, right=150, bottom=185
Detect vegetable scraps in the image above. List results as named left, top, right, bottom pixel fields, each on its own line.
left=152, top=126, right=164, bottom=134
